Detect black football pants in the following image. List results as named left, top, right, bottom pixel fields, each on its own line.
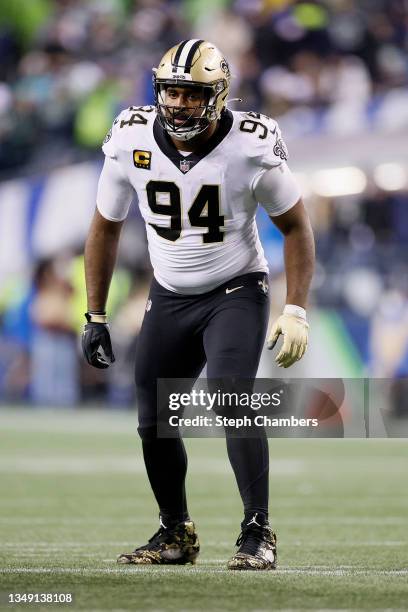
left=134, top=272, right=270, bottom=523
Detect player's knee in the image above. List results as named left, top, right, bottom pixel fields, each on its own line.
left=134, top=361, right=152, bottom=390
left=137, top=424, right=157, bottom=441
left=135, top=377, right=158, bottom=436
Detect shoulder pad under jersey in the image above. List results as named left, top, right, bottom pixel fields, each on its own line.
left=232, top=110, right=289, bottom=169
left=102, top=105, right=156, bottom=157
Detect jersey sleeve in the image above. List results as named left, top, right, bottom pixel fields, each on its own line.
left=251, top=162, right=301, bottom=217
left=98, top=108, right=137, bottom=221
left=101, top=110, right=126, bottom=159
left=261, top=119, right=289, bottom=169
left=242, top=112, right=300, bottom=214
left=96, top=155, right=134, bottom=222
left=102, top=106, right=155, bottom=158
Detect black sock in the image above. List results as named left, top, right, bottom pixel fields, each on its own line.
left=141, top=436, right=190, bottom=523
left=243, top=510, right=269, bottom=527
left=225, top=432, right=269, bottom=520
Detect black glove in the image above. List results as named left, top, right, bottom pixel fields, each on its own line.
left=82, top=313, right=115, bottom=369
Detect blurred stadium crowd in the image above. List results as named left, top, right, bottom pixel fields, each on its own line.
left=1, top=0, right=408, bottom=173
left=1, top=0, right=408, bottom=409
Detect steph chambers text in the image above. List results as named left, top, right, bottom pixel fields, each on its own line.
left=168, top=415, right=319, bottom=428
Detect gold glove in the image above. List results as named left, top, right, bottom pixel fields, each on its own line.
left=267, top=306, right=309, bottom=368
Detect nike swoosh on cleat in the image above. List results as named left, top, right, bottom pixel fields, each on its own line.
left=226, top=286, right=244, bottom=294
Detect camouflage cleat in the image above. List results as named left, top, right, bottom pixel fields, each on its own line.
left=227, top=513, right=277, bottom=571
left=117, top=518, right=200, bottom=565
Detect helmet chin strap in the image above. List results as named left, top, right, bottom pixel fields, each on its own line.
left=167, top=122, right=209, bottom=141
left=168, top=130, right=199, bottom=142
left=163, top=102, right=211, bottom=141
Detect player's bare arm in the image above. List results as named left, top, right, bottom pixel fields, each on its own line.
left=272, top=198, right=315, bottom=309
left=82, top=209, right=123, bottom=368
left=84, top=209, right=124, bottom=313
left=267, top=199, right=315, bottom=368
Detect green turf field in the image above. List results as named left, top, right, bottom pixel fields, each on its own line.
left=0, top=408, right=407, bottom=611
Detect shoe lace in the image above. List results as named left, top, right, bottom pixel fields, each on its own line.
left=138, top=526, right=169, bottom=551
left=236, top=525, right=266, bottom=557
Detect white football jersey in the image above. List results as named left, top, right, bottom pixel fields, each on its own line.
left=97, top=106, right=301, bottom=294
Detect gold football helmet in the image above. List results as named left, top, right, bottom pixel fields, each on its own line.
left=153, top=39, right=231, bottom=141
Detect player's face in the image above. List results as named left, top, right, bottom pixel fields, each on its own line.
left=164, top=86, right=207, bottom=126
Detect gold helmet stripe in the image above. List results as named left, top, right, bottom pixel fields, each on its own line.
left=172, top=40, right=189, bottom=73
left=172, top=39, right=203, bottom=75
left=184, top=39, right=204, bottom=73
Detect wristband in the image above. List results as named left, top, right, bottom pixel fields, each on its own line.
left=283, top=304, right=307, bottom=320
left=85, top=312, right=108, bottom=324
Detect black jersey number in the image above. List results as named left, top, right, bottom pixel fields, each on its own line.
left=120, top=113, right=148, bottom=127
left=146, top=181, right=224, bottom=243
left=119, top=106, right=154, bottom=128
left=239, top=119, right=268, bottom=139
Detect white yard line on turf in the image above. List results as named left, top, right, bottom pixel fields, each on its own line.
left=2, top=541, right=408, bottom=548
left=1, top=497, right=407, bottom=512
left=1, top=567, right=408, bottom=576
left=0, top=411, right=139, bottom=434
left=1, top=517, right=407, bottom=525
left=0, top=457, right=302, bottom=475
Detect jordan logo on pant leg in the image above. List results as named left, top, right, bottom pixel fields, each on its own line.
left=246, top=513, right=261, bottom=527
left=159, top=515, right=167, bottom=529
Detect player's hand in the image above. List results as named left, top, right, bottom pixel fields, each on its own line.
left=267, top=311, right=309, bottom=368
left=82, top=314, right=115, bottom=369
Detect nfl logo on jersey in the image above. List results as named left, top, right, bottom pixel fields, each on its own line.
left=180, top=159, right=191, bottom=173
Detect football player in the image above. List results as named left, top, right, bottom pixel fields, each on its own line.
left=82, top=39, right=314, bottom=570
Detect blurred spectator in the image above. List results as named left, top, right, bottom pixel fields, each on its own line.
left=107, top=269, right=151, bottom=407
left=29, top=256, right=79, bottom=406
left=0, top=276, right=32, bottom=403
left=0, top=0, right=407, bottom=177
left=370, top=289, right=408, bottom=378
